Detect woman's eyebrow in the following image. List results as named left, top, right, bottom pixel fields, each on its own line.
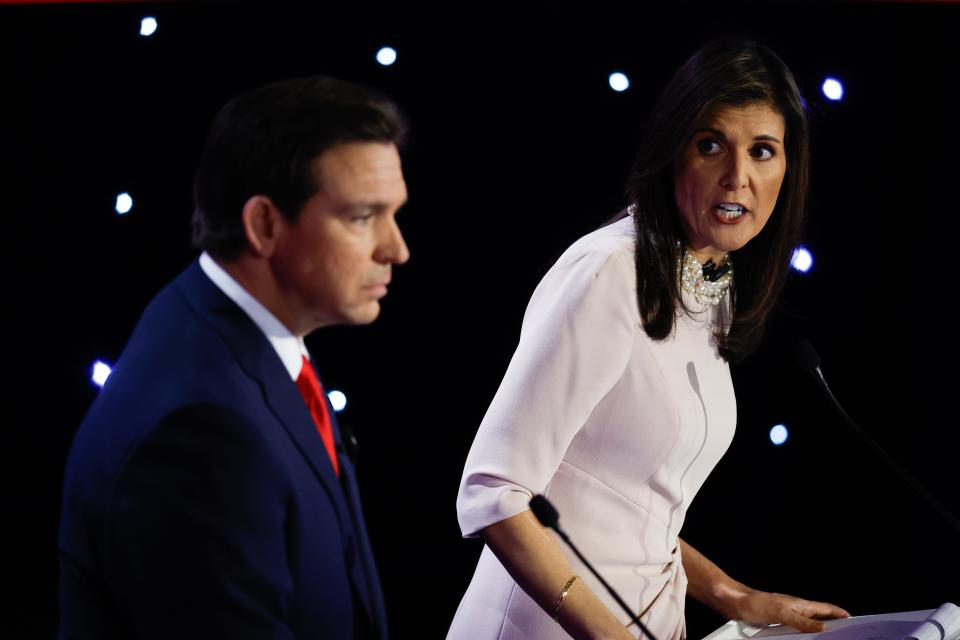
left=695, top=126, right=783, bottom=145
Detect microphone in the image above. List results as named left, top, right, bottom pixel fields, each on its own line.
left=701, top=259, right=732, bottom=282
left=792, top=339, right=820, bottom=372
left=529, top=495, right=660, bottom=640
left=529, top=494, right=560, bottom=529
left=794, top=339, right=960, bottom=536
left=335, top=422, right=360, bottom=463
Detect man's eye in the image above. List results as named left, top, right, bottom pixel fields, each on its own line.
left=697, top=139, right=721, bottom=155
left=751, top=144, right=774, bottom=160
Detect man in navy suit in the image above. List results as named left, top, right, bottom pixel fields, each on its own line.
left=58, top=76, right=410, bottom=639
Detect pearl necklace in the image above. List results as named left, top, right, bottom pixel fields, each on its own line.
left=678, top=249, right=734, bottom=306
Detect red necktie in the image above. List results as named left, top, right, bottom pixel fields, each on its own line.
left=295, top=355, right=340, bottom=477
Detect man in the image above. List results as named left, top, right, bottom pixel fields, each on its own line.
left=58, top=76, right=409, bottom=639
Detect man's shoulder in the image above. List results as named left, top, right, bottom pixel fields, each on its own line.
left=71, top=261, right=267, bottom=464
left=121, top=259, right=260, bottom=379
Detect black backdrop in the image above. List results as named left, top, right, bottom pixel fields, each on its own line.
left=4, top=2, right=958, bottom=637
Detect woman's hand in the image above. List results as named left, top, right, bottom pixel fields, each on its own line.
left=679, top=539, right=850, bottom=633
left=729, top=588, right=851, bottom=633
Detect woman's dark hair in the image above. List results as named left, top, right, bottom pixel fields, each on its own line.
left=192, top=76, right=407, bottom=260
left=625, top=37, right=809, bottom=362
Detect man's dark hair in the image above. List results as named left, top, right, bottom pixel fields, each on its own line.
left=625, top=37, right=810, bottom=362
left=192, top=76, right=408, bottom=260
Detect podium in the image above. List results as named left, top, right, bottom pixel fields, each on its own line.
left=702, top=603, right=959, bottom=640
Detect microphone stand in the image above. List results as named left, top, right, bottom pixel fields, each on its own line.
left=797, top=340, right=960, bottom=536
left=530, top=495, right=660, bottom=640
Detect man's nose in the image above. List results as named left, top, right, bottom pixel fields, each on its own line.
left=376, top=215, right=410, bottom=265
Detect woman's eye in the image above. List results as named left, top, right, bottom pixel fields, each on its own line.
left=751, top=144, right=774, bottom=160
left=697, top=138, right=721, bottom=155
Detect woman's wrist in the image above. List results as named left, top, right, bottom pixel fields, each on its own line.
left=708, top=579, right=755, bottom=620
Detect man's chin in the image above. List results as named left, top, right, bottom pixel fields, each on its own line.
left=304, top=303, right=381, bottom=332
left=347, top=302, right=381, bottom=325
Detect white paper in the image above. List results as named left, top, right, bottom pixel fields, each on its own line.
left=703, top=607, right=959, bottom=640
left=907, top=603, right=960, bottom=640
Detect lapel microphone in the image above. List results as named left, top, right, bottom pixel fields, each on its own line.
left=701, top=259, right=731, bottom=282
left=335, top=422, right=360, bottom=463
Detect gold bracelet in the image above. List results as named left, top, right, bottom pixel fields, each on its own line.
left=553, top=575, right=579, bottom=622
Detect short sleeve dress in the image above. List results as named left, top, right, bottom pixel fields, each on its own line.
left=449, top=216, right=737, bottom=640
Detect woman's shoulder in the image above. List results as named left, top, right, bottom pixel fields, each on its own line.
left=525, top=215, right=637, bottom=318
left=552, top=215, right=636, bottom=278
left=523, top=214, right=640, bottom=335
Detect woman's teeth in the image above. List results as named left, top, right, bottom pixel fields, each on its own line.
left=716, top=204, right=745, bottom=219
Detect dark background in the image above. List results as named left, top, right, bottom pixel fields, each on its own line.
left=3, top=1, right=957, bottom=637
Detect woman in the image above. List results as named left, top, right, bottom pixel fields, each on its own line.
left=449, top=38, right=849, bottom=640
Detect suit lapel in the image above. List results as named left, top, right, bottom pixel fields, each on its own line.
left=318, top=374, right=388, bottom=637
left=173, top=261, right=352, bottom=532
left=174, top=260, right=386, bottom=635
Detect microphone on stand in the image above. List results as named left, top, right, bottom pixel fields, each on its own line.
left=793, top=339, right=960, bottom=536
left=529, top=495, right=660, bottom=640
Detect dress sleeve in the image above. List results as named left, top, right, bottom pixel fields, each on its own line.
left=457, top=238, right=638, bottom=537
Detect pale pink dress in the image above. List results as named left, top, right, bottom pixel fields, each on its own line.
left=449, top=216, right=737, bottom=640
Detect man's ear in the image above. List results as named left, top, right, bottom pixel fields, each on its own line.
left=240, top=195, right=284, bottom=258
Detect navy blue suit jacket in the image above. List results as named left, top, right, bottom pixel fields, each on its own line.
left=58, top=260, right=388, bottom=639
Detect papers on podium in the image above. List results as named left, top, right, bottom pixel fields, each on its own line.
left=702, top=602, right=960, bottom=640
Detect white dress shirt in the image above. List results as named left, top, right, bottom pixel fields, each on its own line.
left=199, top=252, right=308, bottom=382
